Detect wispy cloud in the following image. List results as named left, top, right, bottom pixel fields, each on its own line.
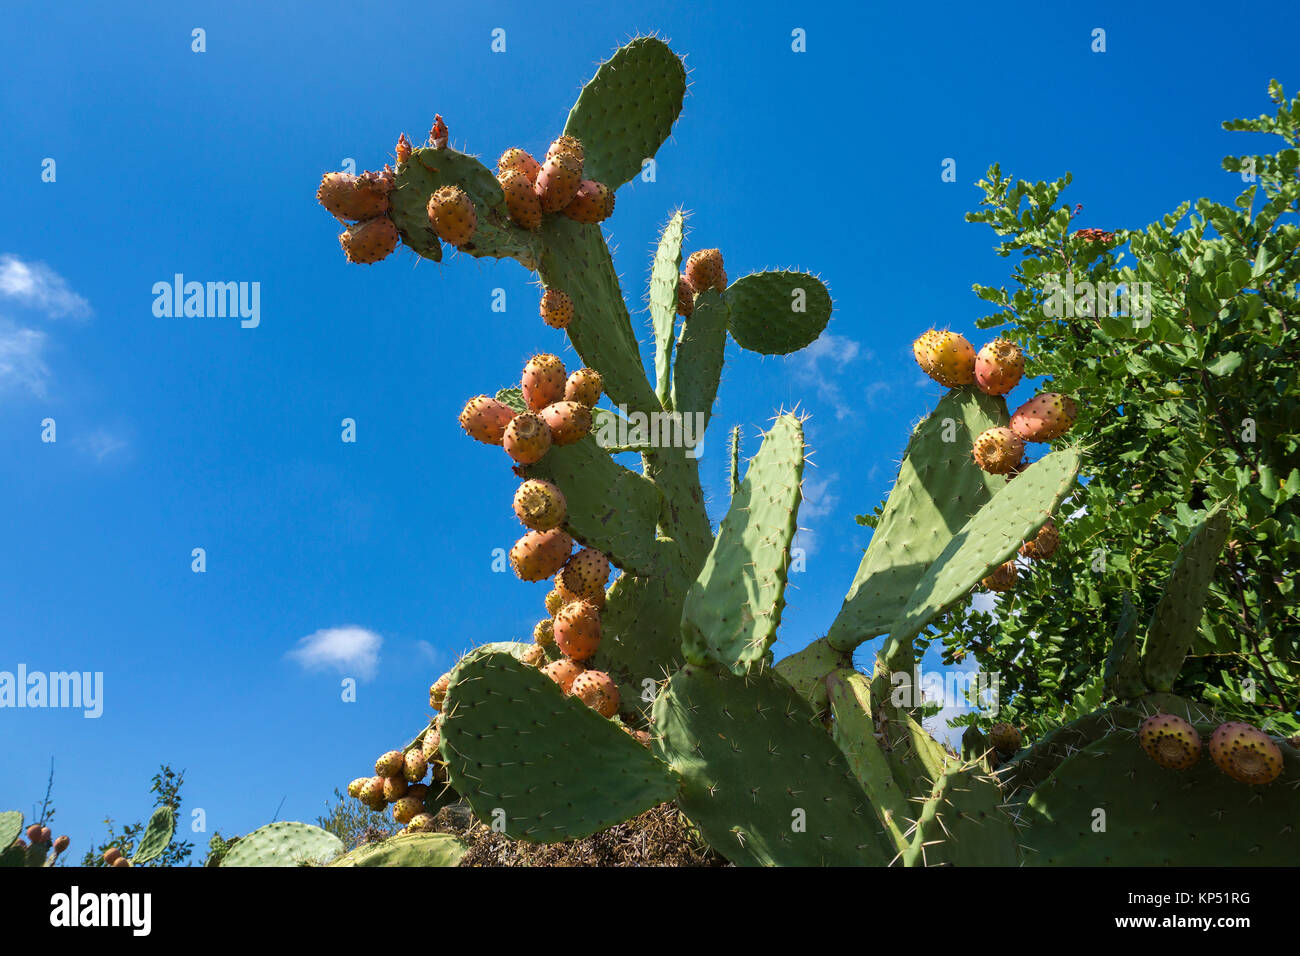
left=0, top=320, right=52, bottom=397
left=790, top=334, right=865, bottom=420
left=77, top=428, right=129, bottom=463
left=414, top=640, right=441, bottom=665
left=794, top=473, right=840, bottom=557
left=0, top=254, right=91, bottom=319
left=286, top=626, right=383, bottom=680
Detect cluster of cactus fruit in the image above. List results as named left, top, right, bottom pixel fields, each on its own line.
left=307, top=37, right=1296, bottom=866
left=0, top=814, right=71, bottom=868
left=912, top=329, right=1077, bottom=593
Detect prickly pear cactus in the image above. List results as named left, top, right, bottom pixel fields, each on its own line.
left=317, top=35, right=1290, bottom=867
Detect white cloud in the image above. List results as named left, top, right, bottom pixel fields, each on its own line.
left=0, top=255, right=91, bottom=319
left=0, top=320, right=51, bottom=397
left=794, top=473, right=840, bottom=557
left=286, top=626, right=383, bottom=680
left=79, top=428, right=128, bottom=462
left=414, top=640, right=441, bottom=665
left=790, top=334, right=863, bottom=420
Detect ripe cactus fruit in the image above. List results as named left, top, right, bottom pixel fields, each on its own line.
left=404, top=749, right=428, bottom=783
left=563, top=180, right=615, bottom=224
left=112, top=857, right=129, bottom=868
left=347, top=777, right=369, bottom=798
left=39, top=827, right=50, bottom=844
left=535, top=151, right=583, bottom=213
left=391, top=795, right=423, bottom=825
left=339, top=216, right=399, bottom=264
left=498, top=147, right=542, bottom=184
left=987, top=723, right=1022, bottom=756
left=27, top=825, right=43, bottom=843
left=383, top=776, right=409, bottom=801
left=520, top=644, right=547, bottom=667
left=570, top=669, right=620, bottom=718
left=1010, top=392, right=1078, bottom=442
left=459, top=395, right=516, bottom=445
left=429, top=673, right=451, bottom=710
left=499, top=169, right=543, bottom=230
left=103, top=848, right=122, bottom=865
left=684, top=249, right=726, bottom=294
left=1019, top=517, right=1060, bottom=560
left=540, top=289, right=574, bottom=329
left=557, top=577, right=605, bottom=610
left=513, top=478, right=567, bottom=531
left=509, top=528, right=574, bottom=581
left=375, top=750, right=405, bottom=777
left=972, top=426, right=1025, bottom=475
left=553, top=600, right=602, bottom=660
left=544, top=587, right=566, bottom=617
left=539, top=401, right=593, bottom=446
left=522, top=354, right=568, bottom=411
left=421, top=726, right=441, bottom=762
left=534, top=619, right=555, bottom=646
left=395, top=133, right=413, bottom=165
left=542, top=658, right=586, bottom=693
left=974, top=339, right=1025, bottom=396
left=1138, top=713, right=1202, bottom=770
left=427, top=186, right=477, bottom=247
left=676, top=273, right=695, bottom=317
left=1208, top=722, right=1284, bottom=785
left=545, top=135, right=585, bottom=164
left=557, top=548, right=611, bottom=601
left=317, top=170, right=391, bottom=221
left=407, top=783, right=429, bottom=802
left=503, top=412, right=553, bottom=464
left=982, top=561, right=1017, bottom=592
left=359, top=777, right=387, bottom=810
left=564, top=368, right=603, bottom=407
left=913, top=329, right=976, bottom=387
left=406, top=813, right=437, bottom=833
left=53, top=835, right=69, bottom=854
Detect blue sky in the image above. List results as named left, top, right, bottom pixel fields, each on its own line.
left=3, top=0, right=1296, bottom=856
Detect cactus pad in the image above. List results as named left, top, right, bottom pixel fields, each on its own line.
left=131, top=806, right=175, bottom=865
left=219, top=822, right=343, bottom=867
left=903, top=763, right=1019, bottom=866
left=329, top=832, right=467, bottom=867
left=0, top=812, right=21, bottom=851
left=650, top=211, right=685, bottom=404
left=828, top=389, right=1007, bottom=651
left=681, top=414, right=803, bottom=672
left=563, top=36, right=686, bottom=190
left=671, top=290, right=728, bottom=432
left=438, top=650, right=679, bottom=842
left=723, top=271, right=832, bottom=355
left=653, top=664, right=893, bottom=866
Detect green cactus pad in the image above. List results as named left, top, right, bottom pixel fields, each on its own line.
left=594, top=548, right=693, bottom=724
left=1140, top=501, right=1231, bottom=692
left=828, top=389, right=1007, bottom=652
left=563, top=36, right=687, bottom=190
left=998, top=704, right=1145, bottom=797
left=903, top=763, right=1019, bottom=867
left=681, top=414, right=803, bottom=673
left=882, top=447, right=1081, bottom=668
left=26, top=842, right=49, bottom=867
left=826, top=669, right=912, bottom=854
left=723, top=271, right=833, bottom=355
left=540, top=217, right=659, bottom=416
left=0, top=811, right=21, bottom=850
left=1021, top=728, right=1300, bottom=865
left=519, top=423, right=663, bottom=578
left=438, top=650, right=679, bottom=843
left=650, top=211, right=685, bottom=406
left=131, top=806, right=175, bottom=865
left=773, top=636, right=850, bottom=712
left=329, top=832, right=467, bottom=867
left=654, top=664, right=893, bottom=866
left=728, top=425, right=741, bottom=497
left=0, top=846, right=24, bottom=867
left=392, top=147, right=541, bottom=266
left=670, top=290, right=728, bottom=434
left=219, top=822, right=343, bottom=867
left=1103, top=591, right=1145, bottom=700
